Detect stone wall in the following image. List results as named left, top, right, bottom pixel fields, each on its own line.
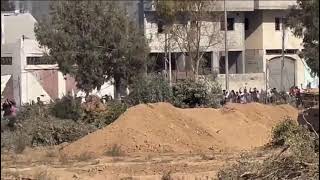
left=217, top=73, right=266, bottom=91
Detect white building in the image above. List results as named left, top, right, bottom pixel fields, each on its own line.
left=1, top=12, right=114, bottom=106
left=142, top=0, right=318, bottom=91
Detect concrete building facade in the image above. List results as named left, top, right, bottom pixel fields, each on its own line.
left=142, top=0, right=317, bottom=91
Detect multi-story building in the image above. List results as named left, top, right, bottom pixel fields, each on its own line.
left=1, top=12, right=114, bottom=106
left=141, top=0, right=318, bottom=90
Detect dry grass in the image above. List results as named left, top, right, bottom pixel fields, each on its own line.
left=161, top=171, right=173, bottom=180
left=34, top=169, right=57, bottom=180
left=75, top=152, right=95, bottom=162
left=104, top=144, right=125, bottom=157
left=217, top=119, right=319, bottom=180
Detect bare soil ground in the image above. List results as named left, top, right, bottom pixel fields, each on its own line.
left=1, top=103, right=298, bottom=180
left=2, top=146, right=280, bottom=180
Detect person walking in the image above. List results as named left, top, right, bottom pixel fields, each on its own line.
left=7, top=100, right=18, bottom=130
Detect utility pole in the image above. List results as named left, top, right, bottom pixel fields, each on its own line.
left=265, top=62, right=268, bottom=104
left=280, top=17, right=285, bottom=92
left=224, top=0, right=229, bottom=91
left=164, top=32, right=168, bottom=78
left=168, top=33, right=172, bottom=86
left=164, top=28, right=172, bottom=86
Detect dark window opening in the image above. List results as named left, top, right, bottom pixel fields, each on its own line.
left=266, top=49, right=298, bottom=55
left=26, top=56, right=55, bottom=65
left=245, top=18, right=249, bottom=30
left=221, top=18, right=235, bottom=31
left=147, top=53, right=165, bottom=73
left=170, top=53, right=178, bottom=71
left=219, top=56, right=226, bottom=74
left=199, top=52, right=212, bottom=75
left=1, top=57, right=12, bottom=65
left=157, top=21, right=164, bottom=33
left=275, top=17, right=280, bottom=30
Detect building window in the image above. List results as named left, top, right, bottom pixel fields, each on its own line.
left=26, top=56, right=55, bottom=65
left=221, top=18, right=235, bottom=31
left=157, top=21, right=164, bottom=33
left=275, top=17, right=280, bottom=30
left=245, top=18, right=249, bottom=30
left=266, top=49, right=298, bottom=55
left=1, top=57, right=12, bottom=65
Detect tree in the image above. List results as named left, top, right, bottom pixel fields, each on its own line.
left=287, top=0, right=319, bottom=76
left=154, top=0, right=223, bottom=80
left=34, top=1, right=149, bottom=99
left=1, top=0, right=15, bottom=11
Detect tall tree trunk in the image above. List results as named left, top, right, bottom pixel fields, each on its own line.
left=195, top=58, right=200, bottom=81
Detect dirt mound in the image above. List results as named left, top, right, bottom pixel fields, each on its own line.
left=62, top=103, right=298, bottom=157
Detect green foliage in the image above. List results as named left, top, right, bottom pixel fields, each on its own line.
left=272, top=119, right=319, bottom=161
left=126, top=74, right=173, bottom=105
left=50, top=95, right=84, bottom=120
left=272, top=119, right=300, bottom=146
left=30, top=118, right=94, bottom=146
left=172, top=78, right=222, bottom=108
left=218, top=119, right=319, bottom=180
left=35, top=1, right=149, bottom=95
left=81, top=101, right=127, bottom=129
left=1, top=112, right=95, bottom=149
left=287, top=0, right=319, bottom=76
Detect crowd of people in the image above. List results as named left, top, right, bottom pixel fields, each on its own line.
left=220, top=86, right=303, bottom=107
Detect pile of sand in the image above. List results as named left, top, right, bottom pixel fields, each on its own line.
left=62, top=103, right=298, bottom=157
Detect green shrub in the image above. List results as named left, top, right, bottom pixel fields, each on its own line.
left=1, top=112, right=95, bottom=150
left=30, top=117, right=95, bottom=146
left=81, top=101, right=127, bottom=129
left=50, top=95, right=84, bottom=120
left=218, top=119, right=319, bottom=180
left=126, top=74, right=173, bottom=105
left=172, top=78, right=222, bottom=108
left=272, top=118, right=300, bottom=146
left=272, top=118, right=318, bottom=162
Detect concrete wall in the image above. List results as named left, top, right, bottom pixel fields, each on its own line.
left=217, top=73, right=266, bottom=91
left=254, top=0, right=297, bottom=10
left=144, top=0, right=256, bottom=12
left=262, top=10, right=303, bottom=50
left=145, top=11, right=245, bottom=53
left=245, top=10, right=263, bottom=49
left=1, top=12, right=37, bottom=44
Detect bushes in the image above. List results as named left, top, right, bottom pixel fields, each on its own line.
left=126, top=74, right=173, bottom=105
left=50, top=95, right=84, bottom=120
left=30, top=118, right=95, bottom=146
left=172, top=78, right=222, bottom=108
left=81, top=101, right=128, bottom=129
left=1, top=113, right=95, bottom=150
left=126, top=74, right=223, bottom=108
left=271, top=118, right=319, bottom=161
left=217, top=119, right=319, bottom=180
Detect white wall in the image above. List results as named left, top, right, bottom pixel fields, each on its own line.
left=144, top=12, right=245, bottom=53
left=217, top=73, right=266, bottom=91
left=255, top=0, right=297, bottom=10
left=262, top=10, right=302, bottom=50
left=1, top=12, right=37, bottom=44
